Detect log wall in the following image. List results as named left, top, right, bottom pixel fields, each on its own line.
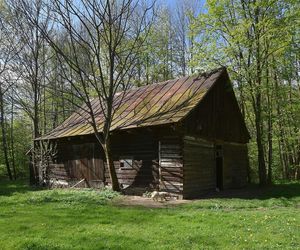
left=104, top=132, right=159, bottom=190
left=51, top=130, right=181, bottom=193
left=49, top=128, right=248, bottom=196
left=159, top=136, right=183, bottom=194
left=183, top=136, right=215, bottom=198
left=49, top=164, right=69, bottom=181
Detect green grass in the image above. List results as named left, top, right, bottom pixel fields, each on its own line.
left=0, top=180, right=299, bottom=249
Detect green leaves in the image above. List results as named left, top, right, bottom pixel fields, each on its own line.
left=190, top=0, right=300, bottom=181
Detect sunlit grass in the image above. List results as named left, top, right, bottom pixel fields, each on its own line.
left=0, top=180, right=299, bottom=249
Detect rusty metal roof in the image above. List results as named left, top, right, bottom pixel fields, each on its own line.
left=40, top=67, right=226, bottom=140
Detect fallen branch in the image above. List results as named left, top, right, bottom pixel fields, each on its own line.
left=71, top=179, right=85, bottom=188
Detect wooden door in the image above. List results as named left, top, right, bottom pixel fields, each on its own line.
left=70, top=143, right=104, bottom=183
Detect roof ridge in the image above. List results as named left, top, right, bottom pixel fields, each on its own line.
left=116, top=67, right=226, bottom=96
left=115, top=75, right=189, bottom=96
left=198, top=66, right=226, bottom=78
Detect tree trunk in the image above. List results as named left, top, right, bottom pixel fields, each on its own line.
left=146, top=53, right=150, bottom=85
left=190, top=35, right=194, bottom=74
left=10, top=96, right=17, bottom=180
left=267, top=112, right=273, bottom=184
left=256, top=125, right=267, bottom=185
left=274, top=71, right=289, bottom=179
left=103, top=138, right=120, bottom=192
left=31, top=96, right=40, bottom=185
left=266, top=66, right=272, bottom=184
left=0, top=89, right=12, bottom=180
left=255, top=94, right=267, bottom=186
left=278, top=118, right=288, bottom=179
left=253, top=5, right=267, bottom=186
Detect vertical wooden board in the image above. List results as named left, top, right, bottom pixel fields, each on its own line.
left=87, top=158, right=92, bottom=180
left=84, top=158, right=89, bottom=179
left=223, top=143, right=248, bottom=188
left=69, top=159, right=75, bottom=179
left=183, top=75, right=250, bottom=144
left=86, top=158, right=90, bottom=180
left=183, top=136, right=215, bottom=198
left=94, top=158, right=104, bottom=180
left=54, top=142, right=106, bottom=183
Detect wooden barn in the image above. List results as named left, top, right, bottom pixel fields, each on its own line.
left=37, top=67, right=250, bottom=199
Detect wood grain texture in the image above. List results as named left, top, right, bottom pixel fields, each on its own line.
left=222, top=143, right=248, bottom=189
left=183, top=136, right=215, bottom=198
left=159, top=136, right=183, bottom=194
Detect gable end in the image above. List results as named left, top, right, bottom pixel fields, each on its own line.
left=183, top=70, right=250, bottom=143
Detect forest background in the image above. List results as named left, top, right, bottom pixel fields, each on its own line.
left=0, top=0, right=299, bottom=185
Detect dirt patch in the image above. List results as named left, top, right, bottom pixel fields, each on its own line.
left=112, top=195, right=192, bottom=208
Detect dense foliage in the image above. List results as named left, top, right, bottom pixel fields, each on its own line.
left=190, top=0, right=300, bottom=184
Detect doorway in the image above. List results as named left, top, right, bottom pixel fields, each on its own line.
left=215, top=145, right=223, bottom=190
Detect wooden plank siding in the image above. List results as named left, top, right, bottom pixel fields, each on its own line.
left=159, top=136, right=183, bottom=194
left=49, top=130, right=184, bottom=193
left=49, top=133, right=248, bottom=196
left=104, top=132, right=159, bottom=190
left=183, top=73, right=249, bottom=144
left=183, top=136, right=215, bottom=199
left=222, top=143, right=248, bottom=189
left=49, top=164, right=69, bottom=181
left=49, top=142, right=105, bottom=187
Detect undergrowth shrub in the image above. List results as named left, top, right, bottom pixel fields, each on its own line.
left=25, top=188, right=120, bottom=205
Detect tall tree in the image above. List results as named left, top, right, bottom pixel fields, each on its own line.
left=7, top=0, right=53, bottom=184
left=174, top=0, right=200, bottom=76
left=0, top=4, right=19, bottom=180
left=18, top=0, right=155, bottom=190
left=190, top=0, right=297, bottom=184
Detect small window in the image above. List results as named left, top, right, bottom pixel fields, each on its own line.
left=119, top=157, right=133, bottom=170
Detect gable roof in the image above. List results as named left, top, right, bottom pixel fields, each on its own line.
left=40, top=67, right=227, bottom=140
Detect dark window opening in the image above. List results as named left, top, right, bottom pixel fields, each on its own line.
left=119, top=157, right=133, bottom=170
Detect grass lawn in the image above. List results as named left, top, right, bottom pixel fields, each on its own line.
left=0, top=180, right=299, bottom=250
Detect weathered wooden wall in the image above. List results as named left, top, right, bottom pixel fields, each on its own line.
left=159, top=136, right=183, bottom=195
left=50, top=131, right=159, bottom=189
left=223, top=143, right=248, bottom=189
left=51, top=141, right=104, bottom=187
left=48, top=128, right=248, bottom=198
left=49, top=164, right=68, bottom=181
left=104, top=132, right=159, bottom=190
left=184, top=74, right=249, bottom=143
left=49, top=129, right=185, bottom=194
left=183, top=136, right=215, bottom=198
left=180, top=75, right=249, bottom=198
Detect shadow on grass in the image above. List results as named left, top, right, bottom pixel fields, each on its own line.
left=0, top=179, right=42, bottom=196
left=1, top=178, right=299, bottom=202
left=201, top=182, right=300, bottom=200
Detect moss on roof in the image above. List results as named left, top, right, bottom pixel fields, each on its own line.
left=39, top=68, right=226, bottom=140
